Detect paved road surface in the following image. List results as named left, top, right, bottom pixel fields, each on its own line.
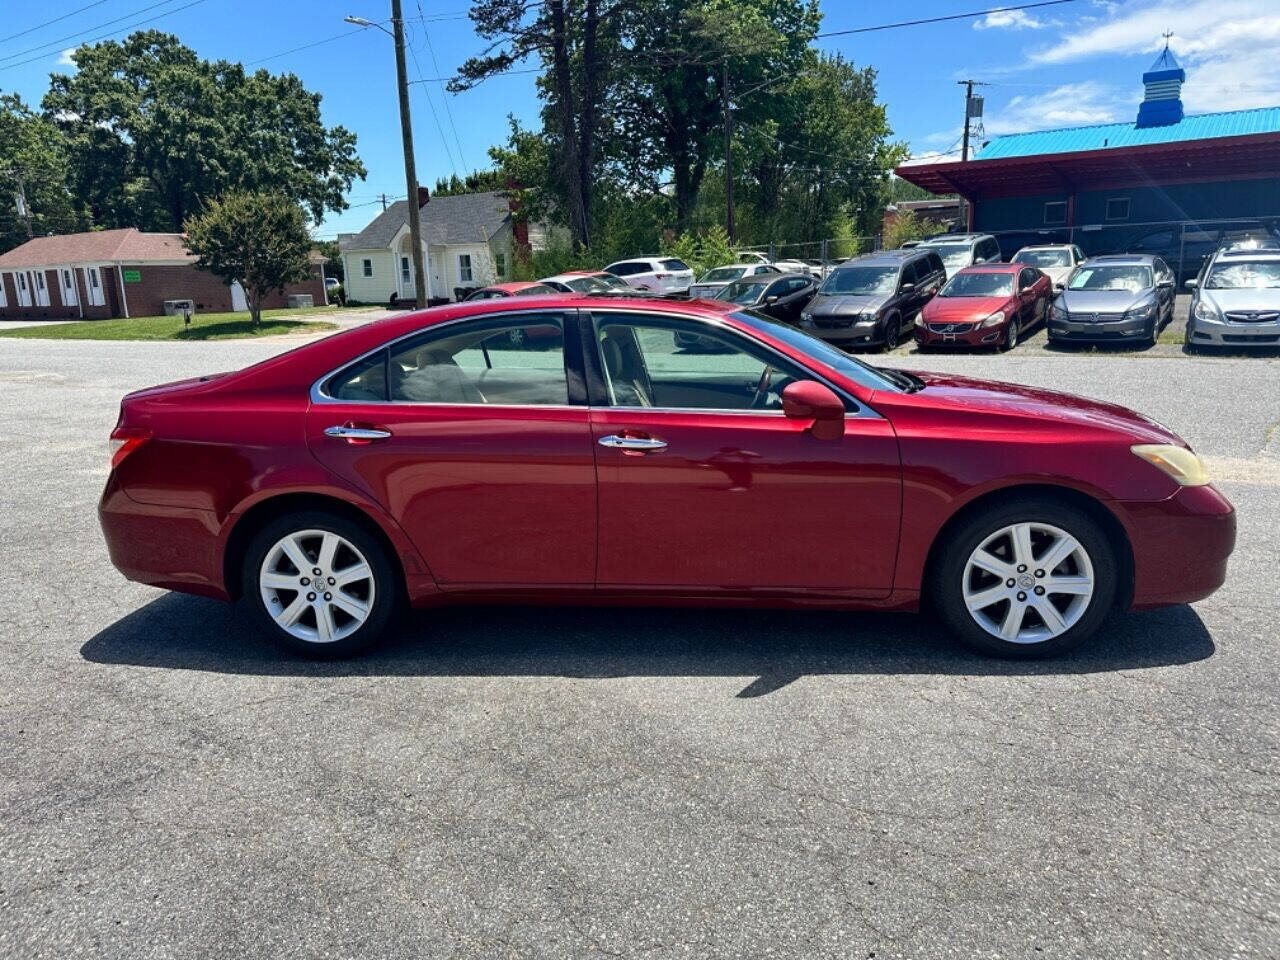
left=1, top=332, right=1276, bottom=959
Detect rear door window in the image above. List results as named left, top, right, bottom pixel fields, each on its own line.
left=660, top=259, right=691, bottom=272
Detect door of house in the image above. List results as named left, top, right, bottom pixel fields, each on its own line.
left=84, top=266, right=106, bottom=307
left=32, top=271, right=51, bottom=307
left=59, top=268, right=78, bottom=307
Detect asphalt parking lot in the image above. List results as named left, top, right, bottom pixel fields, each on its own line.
left=2, top=326, right=1278, bottom=959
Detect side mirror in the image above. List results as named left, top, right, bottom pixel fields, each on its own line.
left=1183, top=278, right=1198, bottom=290
left=1158, top=277, right=1174, bottom=288
left=764, top=294, right=779, bottom=304
left=1054, top=282, right=1066, bottom=291
left=899, top=282, right=915, bottom=292
left=782, top=381, right=845, bottom=441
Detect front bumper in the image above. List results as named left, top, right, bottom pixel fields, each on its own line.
left=1119, top=484, right=1236, bottom=609
left=1048, top=313, right=1151, bottom=341
left=1186, top=315, right=1280, bottom=347
left=797, top=316, right=885, bottom=346
left=914, top=320, right=1004, bottom=346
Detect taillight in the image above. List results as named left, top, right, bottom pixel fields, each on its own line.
left=654, top=273, right=670, bottom=279
left=109, top=426, right=152, bottom=469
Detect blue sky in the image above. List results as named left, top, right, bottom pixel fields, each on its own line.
left=3, top=0, right=1278, bottom=239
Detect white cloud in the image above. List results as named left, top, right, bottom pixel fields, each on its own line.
left=974, top=9, right=1046, bottom=30
left=899, top=150, right=960, bottom=167
left=56, top=48, right=76, bottom=66
left=981, top=81, right=1133, bottom=136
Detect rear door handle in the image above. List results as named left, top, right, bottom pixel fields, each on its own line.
left=598, top=434, right=667, bottom=452
left=325, top=425, right=392, bottom=442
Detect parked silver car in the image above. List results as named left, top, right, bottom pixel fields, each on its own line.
left=919, top=233, right=1003, bottom=277
left=1047, top=254, right=1176, bottom=347
left=1184, top=247, right=1280, bottom=350
left=688, top=263, right=777, bottom=300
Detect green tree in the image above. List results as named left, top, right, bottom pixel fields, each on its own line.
left=184, top=191, right=312, bottom=327
left=0, top=93, right=82, bottom=252
left=433, top=170, right=505, bottom=196
left=44, top=32, right=365, bottom=232
left=883, top=209, right=945, bottom=249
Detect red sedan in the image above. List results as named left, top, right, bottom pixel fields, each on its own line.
left=916, top=264, right=1052, bottom=351
left=100, top=297, right=1234, bottom=659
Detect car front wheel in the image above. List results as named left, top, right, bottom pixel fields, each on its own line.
left=931, top=498, right=1118, bottom=657
left=244, top=510, right=400, bottom=658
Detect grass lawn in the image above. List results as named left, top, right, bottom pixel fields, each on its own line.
left=0, top=307, right=341, bottom=341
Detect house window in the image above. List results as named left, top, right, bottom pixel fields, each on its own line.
left=0, top=274, right=7, bottom=309
left=362, top=258, right=373, bottom=277
left=400, top=256, right=411, bottom=286
left=1043, top=201, right=1068, bottom=226
left=458, top=254, right=473, bottom=283
left=1105, top=197, right=1131, bottom=222
left=495, top=251, right=506, bottom=279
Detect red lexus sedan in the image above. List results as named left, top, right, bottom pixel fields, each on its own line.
left=100, top=296, right=1234, bottom=659
left=916, top=263, right=1052, bottom=351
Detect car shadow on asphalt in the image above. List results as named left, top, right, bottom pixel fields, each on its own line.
left=80, top=595, right=1216, bottom=698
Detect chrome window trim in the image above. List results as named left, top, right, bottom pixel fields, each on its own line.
left=582, top=305, right=884, bottom=421
left=310, top=304, right=884, bottom=421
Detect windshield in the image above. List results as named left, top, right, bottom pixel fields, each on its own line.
left=940, top=272, right=1014, bottom=297
left=716, top=280, right=768, bottom=305
left=563, top=275, right=612, bottom=293
left=819, top=266, right=897, bottom=296
left=701, top=266, right=746, bottom=283
left=929, top=244, right=973, bottom=270
left=1068, top=265, right=1153, bottom=292
left=731, top=310, right=902, bottom=393
left=1014, top=249, right=1071, bottom=268
left=1204, top=261, right=1280, bottom=289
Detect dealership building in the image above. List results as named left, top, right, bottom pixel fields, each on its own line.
left=896, top=47, right=1280, bottom=278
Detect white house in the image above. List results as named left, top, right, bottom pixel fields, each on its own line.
left=339, top=190, right=557, bottom=304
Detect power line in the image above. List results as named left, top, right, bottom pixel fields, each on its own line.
left=404, top=28, right=459, bottom=179
left=0, top=0, right=194, bottom=65
left=416, top=0, right=469, bottom=173
left=245, top=27, right=370, bottom=67
left=817, top=0, right=1080, bottom=40
left=0, top=1, right=112, bottom=46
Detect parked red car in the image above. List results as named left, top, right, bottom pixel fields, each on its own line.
left=101, top=297, right=1234, bottom=659
left=916, top=264, right=1052, bottom=351
left=463, top=281, right=558, bottom=301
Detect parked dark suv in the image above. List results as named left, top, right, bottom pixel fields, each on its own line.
left=797, top=249, right=946, bottom=351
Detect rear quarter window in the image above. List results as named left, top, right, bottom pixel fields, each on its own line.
left=661, top=259, right=691, bottom=272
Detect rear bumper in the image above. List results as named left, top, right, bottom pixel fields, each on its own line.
left=98, top=477, right=229, bottom=600
left=1119, top=484, right=1236, bottom=609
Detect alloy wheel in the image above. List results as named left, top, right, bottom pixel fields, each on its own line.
left=258, top=529, right=376, bottom=644
left=961, top=521, right=1094, bottom=644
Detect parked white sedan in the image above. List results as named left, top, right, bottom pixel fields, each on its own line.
left=1012, top=244, right=1087, bottom=288
left=603, top=256, right=696, bottom=296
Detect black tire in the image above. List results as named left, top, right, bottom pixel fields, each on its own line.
left=243, top=509, right=401, bottom=658
left=879, top=314, right=901, bottom=353
left=999, top=315, right=1019, bottom=352
left=929, top=496, right=1118, bottom=658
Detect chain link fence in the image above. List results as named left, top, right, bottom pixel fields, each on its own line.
left=735, top=237, right=882, bottom=276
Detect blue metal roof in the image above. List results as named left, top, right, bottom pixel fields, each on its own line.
left=973, top=106, right=1280, bottom=160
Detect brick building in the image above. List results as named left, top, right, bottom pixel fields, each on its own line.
left=0, top=228, right=327, bottom=321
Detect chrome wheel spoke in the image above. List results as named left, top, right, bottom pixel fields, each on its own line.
left=274, top=595, right=308, bottom=628
left=279, top=536, right=311, bottom=575
left=1038, top=534, right=1079, bottom=574
left=1032, top=596, right=1068, bottom=634
left=1012, top=523, right=1036, bottom=567
left=330, top=591, right=369, bottom=621
left=333, top=563, right=371, bottom=587
left=964, top=584, right=1008, bottom=612
left=315, top=602, right=337, bottom=644
left=261, top=572, right=301, bottom=590
left=999, top=602, right=1025, bottom=640
left=970, top=548, right=1013, bottom=578
left=317, top=532, right=339, bottom=572
left=1045, top=575, right=1092, bottom=596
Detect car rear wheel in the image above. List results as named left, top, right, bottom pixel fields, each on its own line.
left=931, top=498, right=1118, bottom=657
left=244, top=510, right=400, bottom=658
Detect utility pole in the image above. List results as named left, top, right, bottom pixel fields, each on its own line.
left=722, top=61, right=735, bottom=245
left=957, top=79, right=988, bottom=162
left=379, top=193, right=389, bottom=212
left=9, top=170, right=33, bottom=239
left=345, top=6, right=428, bottom=306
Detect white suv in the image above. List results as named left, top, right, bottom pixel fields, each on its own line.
left=604, top=256, right=696, bottom=296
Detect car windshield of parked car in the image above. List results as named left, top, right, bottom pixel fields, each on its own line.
left=819, top=266, right=897, bottom=296
left=1014, top=249, right=1072, bottom=268
left=596, top=274, right=633, bottom=291
left=562, top=275, right=612, bottom=293
left=1068, top=266, right=1153, bottom=292
left=515, top=284, right=557, bottom=296
left=1204, top=261, right=1280, bottom=289
left=700, top=266, right=746, bottom=283
left=716, top=279, right=769, bottom=305
left=928, top=244, right=973, bottom=270
left=732, top=310, right=903, bottom=393
left=939, top=272, right=1014, bottom=297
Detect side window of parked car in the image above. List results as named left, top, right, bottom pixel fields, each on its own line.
left=1019, top=268, right=1038, bottom=290
left=328, top=314, right=571, bottom=406
left=786, top=277, right=811, bottom=293
left=978, top=238, right=1001, bottom=261
left=592, top=313, right=812, bottom=411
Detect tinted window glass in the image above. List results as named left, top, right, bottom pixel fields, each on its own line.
left=928, top=244, right=973, bottom=271
left=819, top=266, right=897, bottom=295
left=386, top=315, right=569, bottom=405
left=716, top=279, right=769, bottom=305
left=731, top=310, right=898, bottom=394
left=702, top=266, right=746, bottom=282
left=1068, top=265, right=1153, bottom=291
left=1014, top=248, right=1072, bottom=268
left=593, top=313, right=810, bottom=411
left=660, top=259, right=691, bottom=272
left=939, top=272, right=1014, bottom=297
left=329, top=351, right=388, bottom=402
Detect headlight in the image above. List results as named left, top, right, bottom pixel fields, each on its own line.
left=1050, top=302, right=1069, bottom=321
left=800, top=311, right=812, bottom=322
left=915, top=313, right=927, bottom=327
left=1124, top=301, right=1155, bottom=319
left=979, top=311, right=1005, bottom=328
left=1192, top=299, right=1219, bottom=322
left=1131, top=444, right=1210, bottom=486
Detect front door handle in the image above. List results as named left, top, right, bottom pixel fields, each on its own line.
left=598, top=434, right=667, bottom=453
left=325, top=424, right=392, bottom=442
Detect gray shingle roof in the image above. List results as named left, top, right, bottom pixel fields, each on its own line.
left=339, top=191, right=512, bottom=251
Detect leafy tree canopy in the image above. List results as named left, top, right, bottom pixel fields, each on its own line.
left=44, top=32, right=365, bottom=232
left=0, top=93, right=83, bottom=251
